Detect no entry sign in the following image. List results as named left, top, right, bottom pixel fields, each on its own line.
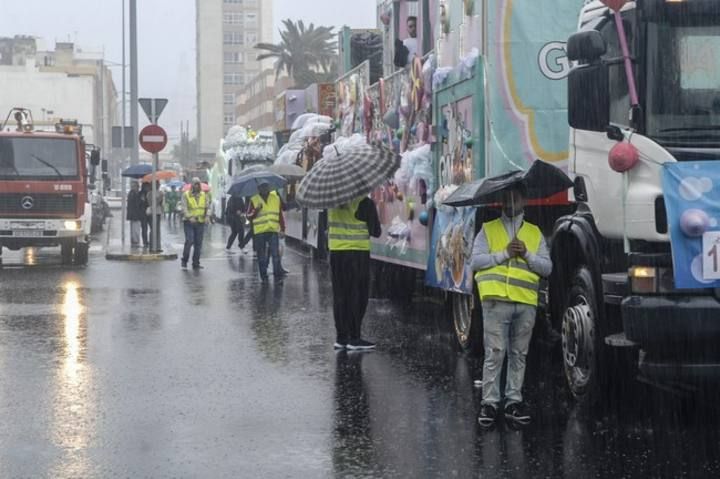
left=139, top=124, right=168, bottom=154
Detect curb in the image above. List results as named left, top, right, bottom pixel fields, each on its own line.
left=105, top=252, right=178, bottom=261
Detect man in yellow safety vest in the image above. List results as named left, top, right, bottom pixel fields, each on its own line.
left=181, top=178, right=209, bottom=270
left=248, top=181, right=284, bottom=283
left=328, top=196, right=381, bottom=350
left=471, top=185, right=552, bottom=427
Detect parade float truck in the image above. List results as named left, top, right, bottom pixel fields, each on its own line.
left=354, top=1, right=577, bottom=350
left=549, top=0, right=720, bottom=400
left=0, top=109, right=96, bottom=266
left=343, top=0, right=720, bottom=402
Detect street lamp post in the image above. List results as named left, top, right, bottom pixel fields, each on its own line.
left=129, top=0, right=139, bottom=166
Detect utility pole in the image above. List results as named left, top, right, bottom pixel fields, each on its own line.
left=129, top=0, right=139, bottom=165
left=121, top=0, right=128, bottom=244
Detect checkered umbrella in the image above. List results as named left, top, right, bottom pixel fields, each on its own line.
left=297, top=141, right=400, bottom=209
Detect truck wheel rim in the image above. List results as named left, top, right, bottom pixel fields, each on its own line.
left=561, top=295, right=594, bottom=392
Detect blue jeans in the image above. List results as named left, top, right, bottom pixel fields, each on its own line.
left=254, top=232, right=281, bottom=280
left=481, top=300, right=536, bottom=407
left=182, top=221, right=205, bottom=266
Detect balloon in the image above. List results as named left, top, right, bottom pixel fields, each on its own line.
left=680, top=209, right=710, bottom=237
left=608, top=142, right=639, bottom=173
left=601, top=0, right=628, bottom=12
left=419, top=210, right=429, bottom=226
left=383, top=110, right=399, bottom=130
left=416, top=122, right=428, bottom=143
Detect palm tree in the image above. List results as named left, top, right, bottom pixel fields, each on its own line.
left=255, top=19, right=337, bottom=88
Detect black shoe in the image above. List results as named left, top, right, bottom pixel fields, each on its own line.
left=478, top=404, right=498, bottom=427
left=260, top=276, right=269, bottom=283
left=192, top=264, right=203, bottom=270
left=504, top=402, right=531, bottom=425
left=333, top=342, right=347, bottom=350
left=347, top=339, right=376, bottom=350
left=181, top=261, right=188, bottom=269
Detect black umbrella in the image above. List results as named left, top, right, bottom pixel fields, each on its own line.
left=443, top=160, right=573, bottom=207
left=121, top=163, right=153, bottom=178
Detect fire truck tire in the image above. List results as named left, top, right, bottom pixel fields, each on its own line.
left=74, top=242, right=89, bottom=266
left=60, top=241, right=75, bottom=265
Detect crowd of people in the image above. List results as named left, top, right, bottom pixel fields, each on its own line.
left=124, top=170, right=552, bottom=428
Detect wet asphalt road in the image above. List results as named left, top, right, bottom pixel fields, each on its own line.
left=1, top=217, right=720, bottom=478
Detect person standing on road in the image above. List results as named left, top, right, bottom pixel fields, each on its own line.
left=139, top=182, right=151, bottom=247
left=225, top=195, right=246, bottom=250
left=181, top=178, right=209, bottom=270
left=247, top=181, right=284, bottom=283
left=329, top=196, right=381, bottom=351
left=471, top=185, right=552, bottom=427
left=167, top=186, right=180, bottom=223
left=126, top=181, right=144, bottom=247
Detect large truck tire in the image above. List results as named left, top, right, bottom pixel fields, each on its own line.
left=74, top=241, right=89, bottom=266
left=450, top=291, right=483, bottom=355
left=560, top=265, right=607, bottom=406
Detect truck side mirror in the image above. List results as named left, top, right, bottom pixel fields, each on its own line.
left=90, top=149, right=101, bottom=166
left=101, top=159, right=108, bottom=173
left=568, top=62, right=610, bottom=132
left=567, top=30, right=606, bottom=63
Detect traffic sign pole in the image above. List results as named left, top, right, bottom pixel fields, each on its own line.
left=137, top=99, right=169, bottom=253
left=151, top=100, right=158, bottom=252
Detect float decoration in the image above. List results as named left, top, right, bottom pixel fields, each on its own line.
left=608, top=142, right=639, bottom=173
left=410, top=57, right=425, bottom=113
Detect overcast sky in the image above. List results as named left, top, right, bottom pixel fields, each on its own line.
left=0, top=0, right=375, bottom=142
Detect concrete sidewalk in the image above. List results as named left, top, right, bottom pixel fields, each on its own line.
left=104, top=217, right=179, bottom=261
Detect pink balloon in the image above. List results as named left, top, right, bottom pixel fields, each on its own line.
left=416, top=122, right=428, bottom=143
left=601, top=0, right=628, bottom=12
left=608, top=142, right=639, bottom=173
left=680, top=209, right=710, bottom=237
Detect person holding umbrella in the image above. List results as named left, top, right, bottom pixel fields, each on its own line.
left=442, top=160, right=571, bottom=427
left=247, top=181, right=284, bottom=283
left=180, top=177, right=209, bottom=269
left=327, top=196, right=381, bottom=350
left=471, top=184, right=552, bottom=427
left=126, top=181, right=144, bottom=247
left=228, top=169, right=288, bottom=278
left=297, top=141, right=399, bottom=351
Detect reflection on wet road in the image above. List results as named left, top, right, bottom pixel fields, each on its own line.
left=0, top=220, right=719, bottom=477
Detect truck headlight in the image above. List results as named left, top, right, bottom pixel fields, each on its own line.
left=64, top=220, right=81, bottom=231
left=629, top=266, right=674, bottom=293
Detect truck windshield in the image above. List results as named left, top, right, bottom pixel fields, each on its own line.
left=0, top=137, right=79, bottom=179
left=647, top=18, right=720, bottom=144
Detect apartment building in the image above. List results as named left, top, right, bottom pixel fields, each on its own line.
left=196, top=0, right=273, bottom=159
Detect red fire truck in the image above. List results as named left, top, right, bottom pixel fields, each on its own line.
left=0, top=108, right=97, bottom=266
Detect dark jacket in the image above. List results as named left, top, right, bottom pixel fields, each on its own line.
left=225, top=196, right=245, bottom=224
left=127, top=189, right=144, bottom=221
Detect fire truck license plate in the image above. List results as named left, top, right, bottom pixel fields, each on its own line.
left=11, top=221, right=44, bottom=230
left=14, top=230, right=43, bottom=237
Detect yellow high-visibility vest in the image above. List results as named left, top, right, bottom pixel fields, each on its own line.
left=474, top=218, right=542, bottom=306
left=251, top=191, right=281, bottom=234
left=184, top=191, right=207, bottom=223
left=328, top=198, right=370, bottom=251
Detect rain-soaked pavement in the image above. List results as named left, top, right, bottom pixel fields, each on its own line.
left=1, top=216, right=720, bottom=478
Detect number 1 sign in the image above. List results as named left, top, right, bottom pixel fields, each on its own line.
left=703, top=231, right=720, bottom=281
